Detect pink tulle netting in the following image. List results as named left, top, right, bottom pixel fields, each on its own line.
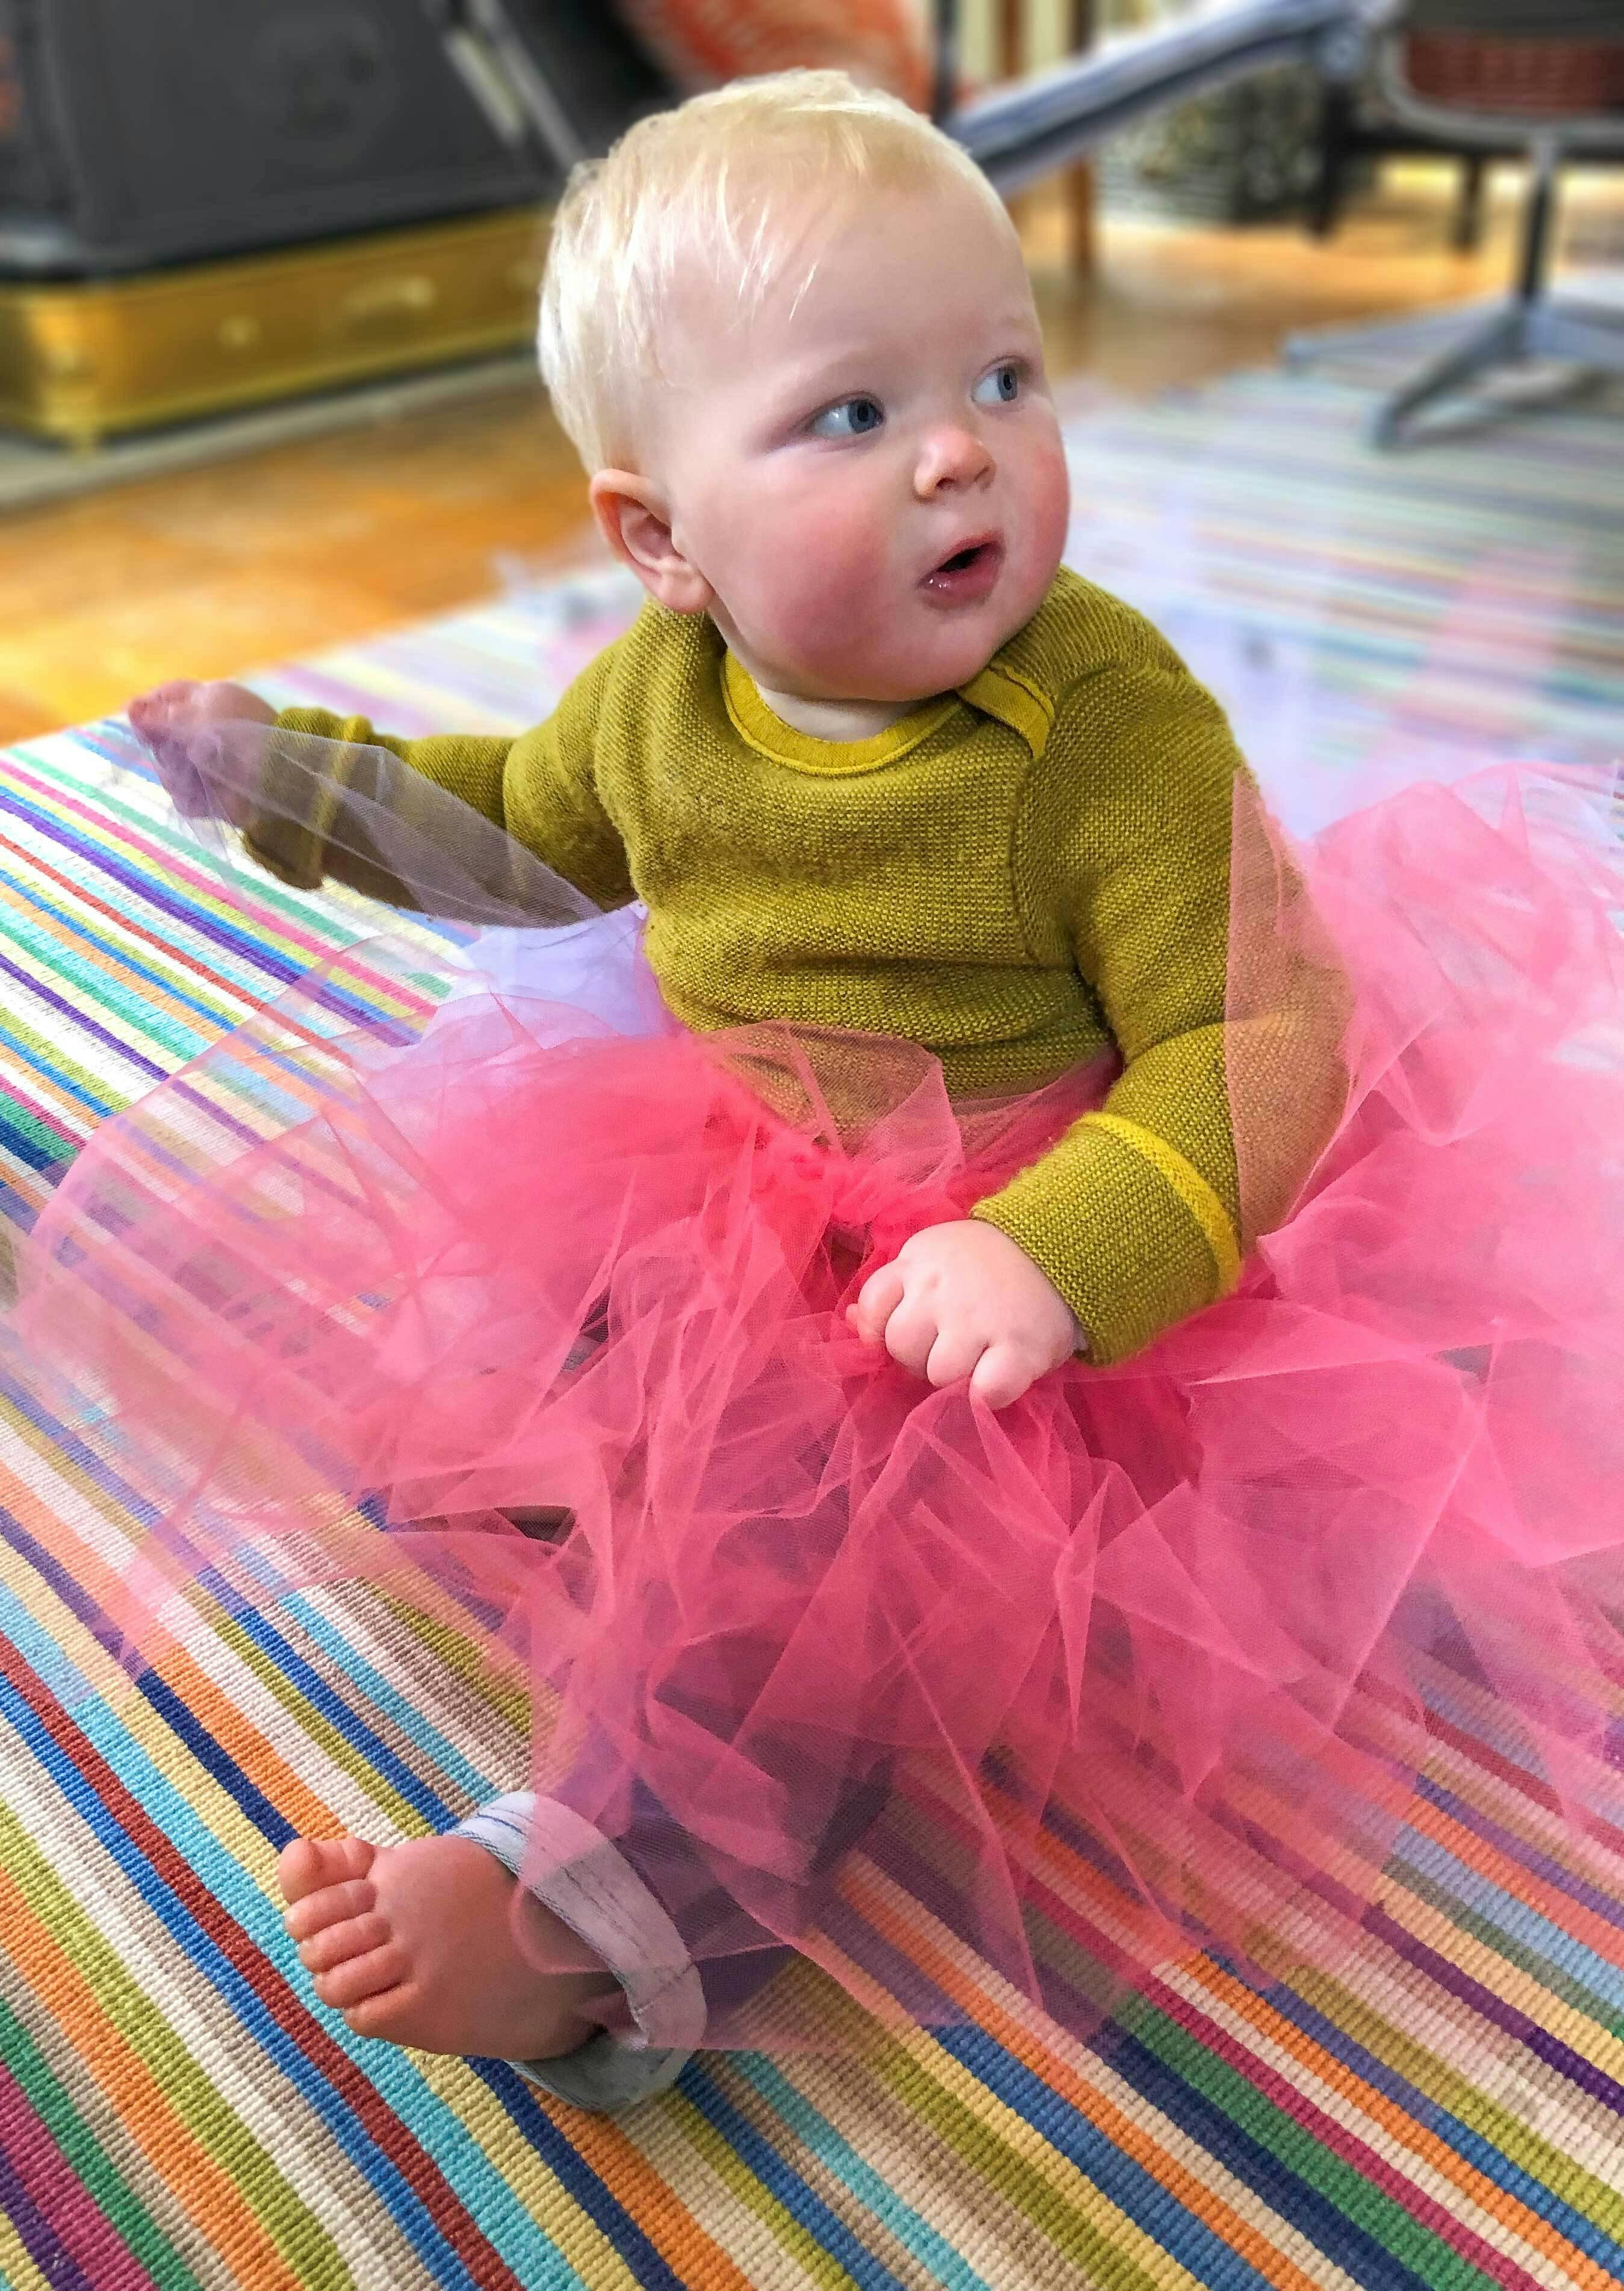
left=7, top=725, right=1624, bottom=2051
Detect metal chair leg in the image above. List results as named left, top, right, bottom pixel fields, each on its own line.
left=1370, top=304, right=1528, bottom=447
left=1283, top=296, right=1502, bottom=370
left=1529, top=303, right=1624, bottom=371
left=1452, top=154, right=1487, bottom=255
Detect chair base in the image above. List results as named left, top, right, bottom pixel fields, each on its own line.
left=1284, top=290, right=1624, bottom=447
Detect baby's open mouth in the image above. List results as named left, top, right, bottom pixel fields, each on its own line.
left=921, top=536, right=1004, bottom=603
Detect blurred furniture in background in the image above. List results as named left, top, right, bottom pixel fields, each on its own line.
left=1100, top=51, right=1328, bottom=223
left=1311, top=2, right=1624, bottom=246
left=0, top=208, right=555, bottom=450
left=948, top=4, right=1374, bottom=193
left=1288, top=2, right=1624, bottom=444
left=0, top=0, right=935, bottom=446
left=1312, top=63, right=1504, bottom=250
left=0, top=0, right=1369, bottom=449
left=0, top=0, right=674, bottom=444
left=963, top=4, right=1101, bottom=273
left=20, top=1, right=1564, bottom=455
left=0, top=1, right=549, bottom=273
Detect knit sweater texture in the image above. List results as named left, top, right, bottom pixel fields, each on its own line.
left=270, top=568, right=1269, bottom=1364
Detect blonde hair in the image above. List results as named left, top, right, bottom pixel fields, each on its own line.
left=537, top=69, right=1008, bottom=470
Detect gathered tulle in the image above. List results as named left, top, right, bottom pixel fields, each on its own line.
left=8, top=738, right=1624, bottom=2048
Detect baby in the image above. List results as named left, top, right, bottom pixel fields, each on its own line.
left=131, top=72, right=1259, bottom=2107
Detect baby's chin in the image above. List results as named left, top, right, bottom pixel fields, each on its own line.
left=742, top=560, right=1060, bottom=709
left=876, top=588, right=1051, bottom=700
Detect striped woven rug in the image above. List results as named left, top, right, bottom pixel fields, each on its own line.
left=1, top=369, right=1621, bottom=2290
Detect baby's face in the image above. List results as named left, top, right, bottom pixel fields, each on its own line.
left=646, top=174, right=1071, bottom=707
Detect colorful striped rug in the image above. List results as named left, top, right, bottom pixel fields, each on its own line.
left=2, top=368, right=1621, bottom=2290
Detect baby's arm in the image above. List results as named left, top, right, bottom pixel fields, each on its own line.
left=854, top=654, right=1347, bottom=1404
left=979, top=658, right=1346, bottom=1367
left=129, top=642, right=634, bottom=912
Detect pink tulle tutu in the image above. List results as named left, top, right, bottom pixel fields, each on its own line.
left=10, top=750, right=1624, bottom=2047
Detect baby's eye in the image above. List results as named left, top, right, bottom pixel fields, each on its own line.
left=972, top=363, right=1022, bottom=406
left=810, top=396, right=885, bottom=439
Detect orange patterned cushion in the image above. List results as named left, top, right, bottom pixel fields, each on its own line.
left=615, top=1, right=933, bottom=111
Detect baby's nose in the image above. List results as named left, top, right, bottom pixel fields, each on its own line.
left=914, top=424, right=994, bottom=496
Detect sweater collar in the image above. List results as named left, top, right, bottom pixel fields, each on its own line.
left=721, top=652, right=959, bottom=777
left=721, top=624, right=1056, bottom=779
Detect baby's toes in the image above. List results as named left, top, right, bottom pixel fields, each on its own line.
left=297, top=1909, right=393, bottom=1977
left=283, top=1873, right=378, bottom=1944
left=280, top=1834, right=376, bottom=1907
left=311, top=1937, right=411, bottom=2013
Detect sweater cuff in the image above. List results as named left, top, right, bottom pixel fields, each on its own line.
left=242, top=710, right=374, bottom=889
left=971, top=1114, right=1238, bottom=1366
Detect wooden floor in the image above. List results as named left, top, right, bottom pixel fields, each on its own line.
left=2, top=163, right=1620, bottom=744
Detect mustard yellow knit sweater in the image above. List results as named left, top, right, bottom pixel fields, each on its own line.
left=272, top=568, right=1285, bottom=1364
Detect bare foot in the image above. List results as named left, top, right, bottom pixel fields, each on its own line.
left=279, top=1834, right=620, bottom=2059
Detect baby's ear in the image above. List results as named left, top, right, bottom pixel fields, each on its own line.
left=588, top=471, right=713, bottom=614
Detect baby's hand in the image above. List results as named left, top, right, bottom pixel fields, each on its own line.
left=128, top=679, right=276, bottom=822
left=847, top=1219, right=1084, bottom=1409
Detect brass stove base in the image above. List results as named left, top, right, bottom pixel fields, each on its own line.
left=0, top=207, right=550, bottom=450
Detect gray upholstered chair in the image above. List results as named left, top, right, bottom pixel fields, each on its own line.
left=1288, top=2, right=1624, bottom=444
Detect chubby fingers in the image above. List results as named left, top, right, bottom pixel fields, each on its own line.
left=129, top=679, right=198, bottom=714
left=128, top=679, right=200, bottom=736
left=968, top=1340, right=1044, bottom=1411
left=849, top=1263, right=957, bottom=1383
left=923, top=1324, right=988, bottom=1389
left=857, top=1290, right=1032, bottom=1405
left=129, top=683, right=208, bottom=811
left=847, top=1261, right=906, bottom=1346
left=849, top=1261, right=992, bottom=1391
left=847, top=1224, right=1080, bottom=1410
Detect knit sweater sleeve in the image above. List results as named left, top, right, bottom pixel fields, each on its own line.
left=255, top=638, right=633, bottom=910
left=971, top=654, right=1280, bottom=1365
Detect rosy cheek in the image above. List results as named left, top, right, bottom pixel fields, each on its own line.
left=1016, top=435, right=1072, bottom=579
left=745, top=483, right=893, bottom=644
left=1025, top=426, right=1071, bottom=514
